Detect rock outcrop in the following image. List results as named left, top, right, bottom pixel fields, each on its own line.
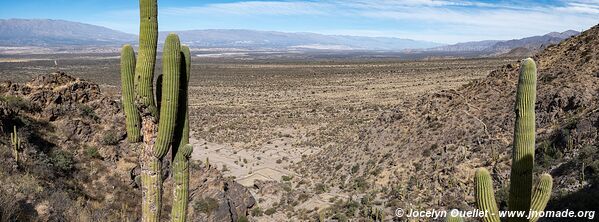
left=0, top=72, right=255, bottom=221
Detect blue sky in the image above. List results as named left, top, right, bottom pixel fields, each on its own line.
left=1, top=0, right=597, bottom=44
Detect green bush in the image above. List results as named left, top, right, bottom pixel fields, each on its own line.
left=237, top=215, right=249, bottom=222
left=78, top=104, right=99, bottom=120
left=351, top=164, right=359, bottom=174
left=194, top=197, right=219, bottom=215
left=0, top=95, right=35, bottom=112
left=281, top=175, right=293, bottom=182
left=251, top=207, right=263, bottom=216
left=314, top=183, right=327, bottom=194
left=265, top=207, right=276, bottom=215
left=333, top=213, right=348, bottom=222
left=84, top=146, right=101, bottom=159
left=51, top=150, right=74, bottom=172
left=101, top=130, right=119, bottom=145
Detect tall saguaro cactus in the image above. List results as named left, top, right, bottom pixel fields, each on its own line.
left=120, top=1, right=193, bottom=221
left=472, top=58, right=553, bottom=222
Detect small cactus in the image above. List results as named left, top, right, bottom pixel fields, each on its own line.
left=10, top=125, right=21, bottom=164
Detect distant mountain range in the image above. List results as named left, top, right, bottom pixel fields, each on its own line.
left=0, top=19, right=440, bottom=50
left=0, top=19, right=580, bottom=53
left=427, top=30, right=580, bottom=54
left=0, top=19, right=137, bottom=46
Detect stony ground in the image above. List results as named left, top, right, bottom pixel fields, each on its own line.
left=5, top=38, right=594, bottom=221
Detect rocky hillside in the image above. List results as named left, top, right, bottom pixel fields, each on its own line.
left=0, top=72, right=254, bottom=221
left=298, top=24, right=599, bottom=220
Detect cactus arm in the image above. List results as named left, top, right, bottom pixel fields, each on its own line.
left=134, top=0, right=158, bottom=117
left=120, top=45, right=142, bottom=142
left=446, top=214, right=464, bottom=222
left=154, top=33, right=181, bottom=158
left=528, top=174, right=553, bottom=222
left=474, top=168, right=501, bottom=222
left=171, top=45, right=192, bottom=222
left=508, top=58, right=537, bottom=219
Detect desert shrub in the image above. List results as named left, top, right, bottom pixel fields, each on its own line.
left=282, top=183, right=292, bottom=192
left=51, top=150, right=74, bottom=172
left=298, top=193, right=310, bottom=202
left=194, top=197, right=219, bottom=216
left=353, top=178, right=368, bottom=191
left=360, top=195, right=371, bottom=205
left=344, top=201, right=360, bottom=216
left=265, top=207, right=276, bottom=216
left=101, top=130, right=119, bottom=145
left=84, top=146, right=101, bottom=159
left=251, top=207, right=263, bottom=216
left=351, top=164, right=359, bottom=174
left=333, top=213, right=348, bottom=222
left=314, top=183, right=327, bottom=194
left=281, top=175, right=293, bottom=182
left=0, top=95, right=35, bottom=113
left=237, top=215, right=249, bottom=222
left=78, top=104, right=98, bottom=120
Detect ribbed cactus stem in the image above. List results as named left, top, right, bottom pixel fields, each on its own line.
left=508, top=58, right=537, bottom=221
left=171, top=45, right=192, bottom=222
left=446, top=214, right=464, bottom=222
left=470, top=58, right=552, bottom=222
left=474, top=168, right=500, bottom=222
left=135, top=0, right=158, bottom=117
left=141, top=157, right=162, bottom=222
left=528, top=174, right=553, bottom=222
left=120, top=45, right=142, bottom=142
left=154, top=33, right=181, bottom=158
left=11, top=125, right=20, bottom=164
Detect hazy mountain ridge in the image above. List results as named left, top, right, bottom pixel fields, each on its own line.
left=0, top=19, right=581, bottom=54
left=0, top=19, right=441, bottom=50
left=429, top=30, right=580, bottom=53
left=0, top=19, right=137, bottom=46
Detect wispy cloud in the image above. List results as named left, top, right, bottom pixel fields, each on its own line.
left=162, top=1, right=334, bottom=16
left=104, top=0, right=599, bottom=43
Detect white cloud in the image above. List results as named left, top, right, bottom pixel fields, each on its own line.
left=104, top=0, right=599, bottom=43
left=162, top=1, right=334, bottom=16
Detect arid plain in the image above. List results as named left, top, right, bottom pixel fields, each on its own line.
left=0, top=54, right=512, bottom=220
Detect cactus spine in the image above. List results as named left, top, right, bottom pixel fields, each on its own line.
left=170, top=46, right=192, bottom=222
left=10, top=125, right=20, bottom=164
left=120, top=1, right=192, bottom=221
left=473, top=58, right=553, bottom=222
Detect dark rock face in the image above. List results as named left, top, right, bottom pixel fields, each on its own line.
left=189, top=163, right=256, bottom=222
